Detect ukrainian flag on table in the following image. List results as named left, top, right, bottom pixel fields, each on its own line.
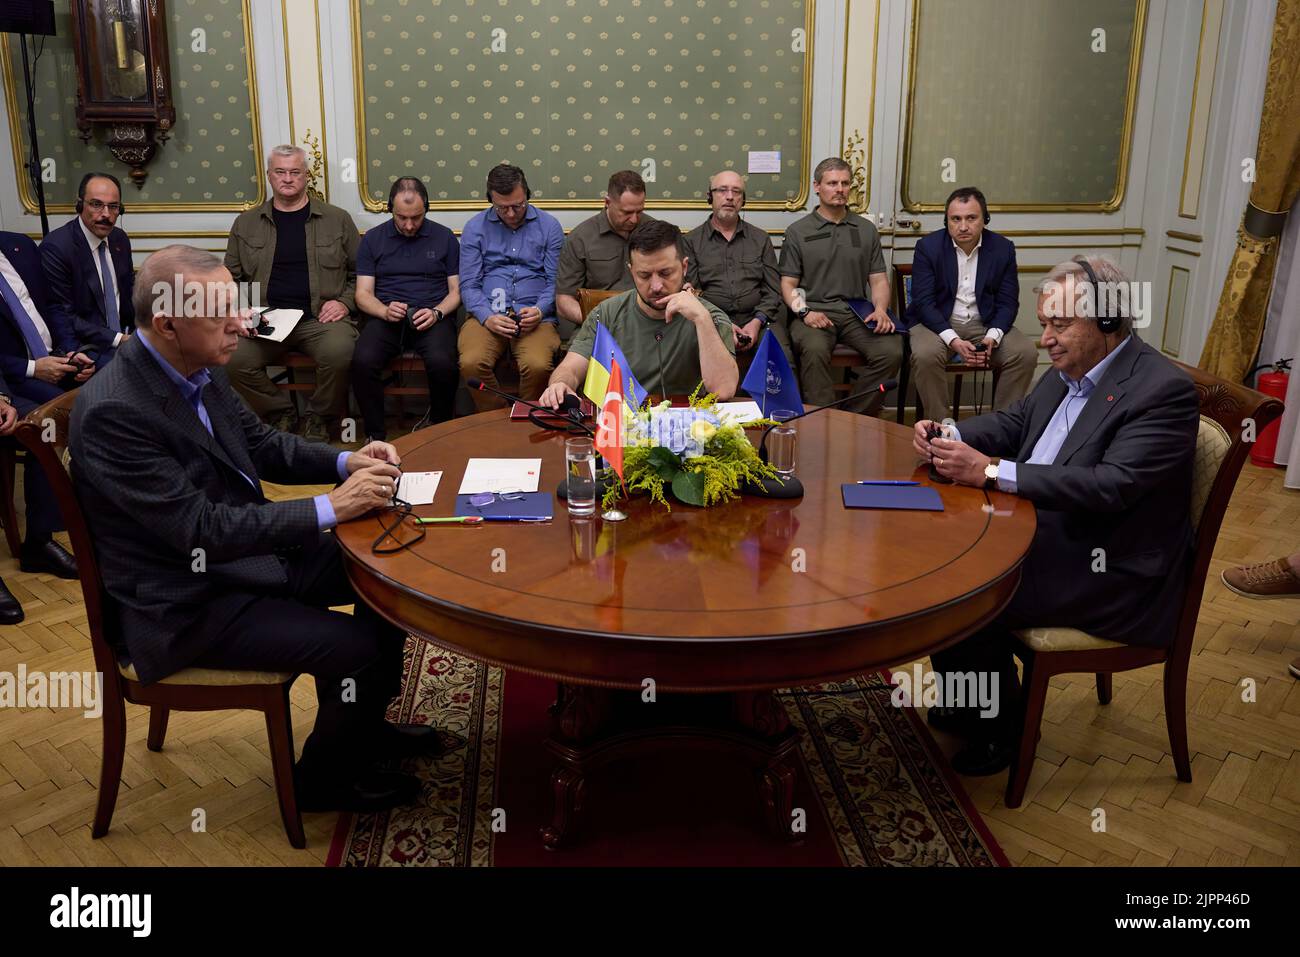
left=582, top=321, right=648, bottom=408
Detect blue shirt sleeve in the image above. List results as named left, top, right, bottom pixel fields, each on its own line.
left=336, top=451, right=350, bottom=481
left=458, top=217, right=490, bottom=323
left=313, top=494, right=337, bottom=530
left=536, top=215, right=564, bottom=321
left=356, top=230, right=377, bottom=278
left=444, top=230, right=461, bottom=279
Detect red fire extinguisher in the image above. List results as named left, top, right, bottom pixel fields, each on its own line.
left=1251, top=358, right=1291, bottom=467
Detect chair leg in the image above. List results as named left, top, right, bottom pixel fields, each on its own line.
left=92, top=693, right=127, bottom=838
left=1005, top=654, right=1050, bottom=809
left=1163, top=657, right=1193, bottom=782
left=951, top=373, right=963, bottom=422
left=895, top=340, right=911, bottom=425
left=0, top=444, right=21, bottom=558
left=263, top=684, right=306, bottom=849
left=1095, top=673, right=1112, bottom=705
left=146, top=705, right=170, bottom=752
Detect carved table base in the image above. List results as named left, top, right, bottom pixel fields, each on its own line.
left=540, top=683, right=802, bottom=850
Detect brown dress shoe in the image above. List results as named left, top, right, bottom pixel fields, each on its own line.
left=1221, top=558, right=1300, bottom=599
left=1290, top=657, right=1299, bottom=680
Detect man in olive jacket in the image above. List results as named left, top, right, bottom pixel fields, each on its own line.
left=224, top=144, right=360, bottom=443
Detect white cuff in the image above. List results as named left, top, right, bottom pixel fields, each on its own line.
left=985, top=328, right=1004, bottom=345
left=938, top=329, right=958, bottom=346
left=26, top=359, right=36, bottom=379
left=113, top=333, right=124, bottom=347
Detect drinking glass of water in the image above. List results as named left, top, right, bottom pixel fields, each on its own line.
left=565, top=437, right=596, bottom=516
left=768, top=410, right=798, bottom=478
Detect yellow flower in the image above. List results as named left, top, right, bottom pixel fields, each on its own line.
left=689, top=419, right=717, bottom=444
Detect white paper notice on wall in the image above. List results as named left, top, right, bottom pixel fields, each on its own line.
left=747, top=151, right=782, bottom=174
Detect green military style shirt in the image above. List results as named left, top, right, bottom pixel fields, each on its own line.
left=224, top=196, right=361, bottom=318
left=683, top=217, right=782, bottom=323
left=568, top=289, right=735, bottom=397
left=555, top=210, right=658, bottom=297
left=778, top=208, right=886, bottom=314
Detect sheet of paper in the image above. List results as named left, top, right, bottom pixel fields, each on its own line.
left=714, top=401, right=766, bottom=425
left=252, top=308, right=303, bottom=343
left=458, top=458, right=542, bottom=494
left=747, top=150, right=782, bottom=174
left=395, top=470, right=442, bottom=506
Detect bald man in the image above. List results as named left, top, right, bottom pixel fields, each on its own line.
left=683, top=170, right=795, bottom=376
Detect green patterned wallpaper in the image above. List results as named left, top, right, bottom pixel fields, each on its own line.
left=3, top=0, right=262, bottom=210
left=903, top=0, right=1143, bottom=209
left=355, top=0, right=812, bottom=209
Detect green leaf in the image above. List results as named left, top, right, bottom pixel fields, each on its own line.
left=647, top=446, right=682, bottom=479
left=671, top=470, right=707, bottom=506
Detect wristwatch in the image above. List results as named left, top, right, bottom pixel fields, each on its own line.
left=795, top=306, right=810, bottom=320
left=754, top=313, right=771, bottom=327
left=431, top=308, right=444, bottom=323
left=983, top=458, right=1001, bottom=490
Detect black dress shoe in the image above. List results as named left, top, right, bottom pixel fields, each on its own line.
left=950, top=739, right=1014, bottom=776
left=19, top=540, right=78, bottom=580
left=926, top=706, right=980, bottom=736
left=371, top=722, right=447, bottom=759
left=0, top=576, right=24, bottom=625
left=297, top=769, right=422, bottom=813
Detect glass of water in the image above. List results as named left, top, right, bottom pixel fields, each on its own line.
left=565, top=437, right=596, bottom=516
left=767, top=409, right=798, bottom=478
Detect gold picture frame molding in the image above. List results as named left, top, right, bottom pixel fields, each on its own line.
left=350, top=0, right=816, bottom=212
left=1, top=0, right=267, bottom=214
left=899, top=0, right=1148, bottom=213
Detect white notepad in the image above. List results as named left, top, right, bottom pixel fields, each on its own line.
left=395, top=470, right=442, bottom=506
left=458, top=458, right=542, bottom=494
left=248, top=308, right=303, bottom=342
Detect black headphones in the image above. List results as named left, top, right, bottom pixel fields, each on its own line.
left=1072, top=256, right=1123, bottom=334
left=76, top=171, right=126, bottom=217
left=945, top=186, right=989, bottom=225
left=387, top=177, right=429, bottom=213
left=705, top=182, right=745, bottom=205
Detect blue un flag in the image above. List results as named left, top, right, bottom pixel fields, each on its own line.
left=741, top=330, right=802, bottom=417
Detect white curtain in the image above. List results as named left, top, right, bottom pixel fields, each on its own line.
left=1258, top=198, right=1300, bottom=489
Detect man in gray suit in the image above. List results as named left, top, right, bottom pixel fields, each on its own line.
left=912, top=256, right=1199, bottom=775
left=69, top=245, right=437, bottom=812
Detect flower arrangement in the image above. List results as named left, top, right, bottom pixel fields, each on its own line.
left=602, top=387, right=780, bottom=509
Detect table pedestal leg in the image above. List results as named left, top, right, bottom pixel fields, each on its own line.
left=540, top=683, right=802, bottom=849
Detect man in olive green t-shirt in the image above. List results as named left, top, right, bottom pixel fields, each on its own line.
left=540, top=220, right=737, bottom=407
left=779, top=157, right=903, bottom=416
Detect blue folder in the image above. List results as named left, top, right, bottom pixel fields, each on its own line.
left=841, top=483, right=944, bottom=512
left=845, top=299, right=906, bottom=333
left=454, top=492, right=554, bottom=520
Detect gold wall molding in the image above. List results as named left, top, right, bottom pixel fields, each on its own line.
left=1, top=0, right=266, bottom=214
left=1165, top=245, right=1201, bottom=257
left=899, top=0, right=1148, bottom=213
left=840, top=0, right=880, bottom=213
left=1165, top=229, right=1203, bottom=243
left=350, top=1, right=815, bottom=212
left=1179, top=0, right=1223, bottom=220
left=1163, top=264, right=1191, bottom=354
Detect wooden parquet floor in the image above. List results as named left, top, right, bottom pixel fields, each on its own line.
left=0, top=461, right=1296, bottom=867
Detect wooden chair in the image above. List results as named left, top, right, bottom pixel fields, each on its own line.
left=578, top=287, right=619, bottom=321
left=14, top=392, right=307, bottom=848
left=1001, top=362, right=1285, bottom=808
left=892, top=262, right=999, bottom=424
left=0, top=438, right=22, bottom=556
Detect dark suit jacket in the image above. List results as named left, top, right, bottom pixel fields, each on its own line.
left=908, top=228, right=1019, bottom=336
left=957, top=336, right=1199, bottom=647
left=0, top=231, right=78, bottom=384
left=40, top=219, right=135, bottom=355
left=69, top=334, right=345, bottom=683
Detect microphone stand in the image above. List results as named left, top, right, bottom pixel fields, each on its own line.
left=466, top=378, right=593, bottom=436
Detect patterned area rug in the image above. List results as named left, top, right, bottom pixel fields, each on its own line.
left=328, top=639, right=1007, bottom=867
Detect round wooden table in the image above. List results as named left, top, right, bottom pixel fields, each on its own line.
left=336, top=409, right=1036, bottom=846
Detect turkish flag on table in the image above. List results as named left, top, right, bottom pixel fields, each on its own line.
left=596, top=357, right=625, bottom=482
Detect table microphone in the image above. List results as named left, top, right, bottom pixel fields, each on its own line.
left=654, top=332, right=669, bottom=401
left=746, top=378, right=899, bottom=499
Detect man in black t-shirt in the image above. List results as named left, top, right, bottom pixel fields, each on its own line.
left=224, top=145, right=361, bottom=443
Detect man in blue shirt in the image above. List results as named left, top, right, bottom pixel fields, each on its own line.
left=71, top=244, right=442, bottom=812
left=457, top=164, right=564, bottom=411
left=350, top=178, right=461, bottom=440
left=912, top=256, right=1199, bottom=776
